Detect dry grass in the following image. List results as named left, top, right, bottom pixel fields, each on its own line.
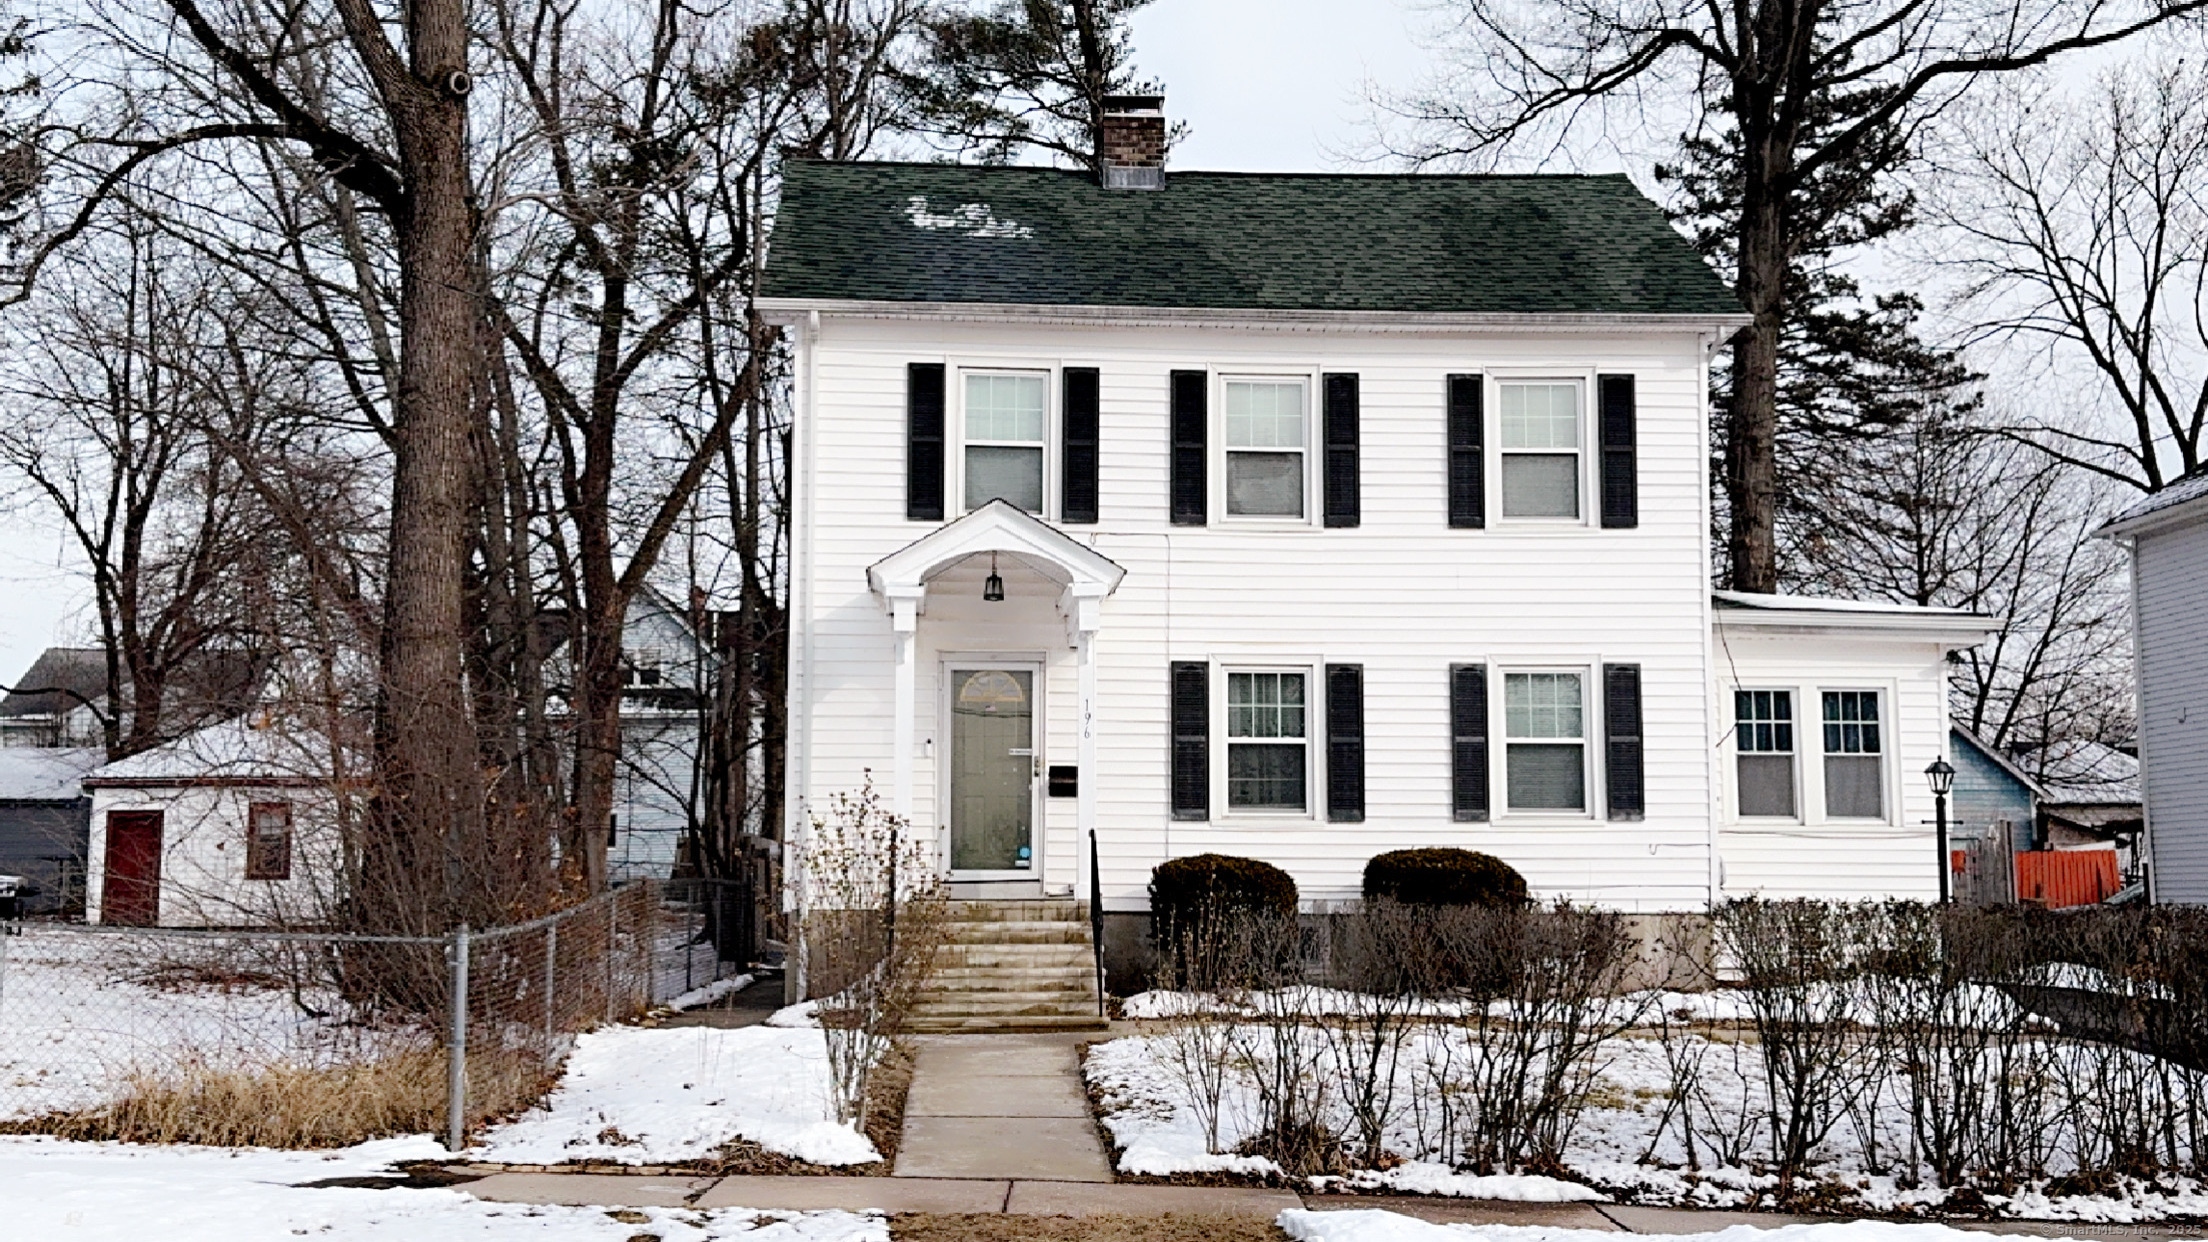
left=889, top=1213, right=1290, bottom=1242
left=5, top=1046, right=556, bottom=1148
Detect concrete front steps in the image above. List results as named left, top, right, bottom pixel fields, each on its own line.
left=909, top=899, right=1107, bottom=1033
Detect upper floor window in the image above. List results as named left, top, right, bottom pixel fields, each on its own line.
left=1498, top=381, right=1582, bottom=519
left=963, top=371, right=1048, bottom=512
left=1223, top=378, right=1308, bottom=518
left=1822, top=691, right=1884, bottom=818
left=1734, top=690, right=1797, bottom=817
left=1504, top=670, right=1586, bottom=811
left=1226, top=670, right=1308, bottom=811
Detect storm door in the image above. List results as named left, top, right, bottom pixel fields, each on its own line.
left=947, top=666, right=1038, bottom=875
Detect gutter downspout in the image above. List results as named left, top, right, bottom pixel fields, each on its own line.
left=787, top=308, right=820, bottom=1005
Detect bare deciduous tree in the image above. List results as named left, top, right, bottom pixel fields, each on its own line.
left=1934, top=46, right=2208, bottom=491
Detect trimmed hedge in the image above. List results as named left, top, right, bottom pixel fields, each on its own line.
left=1150, top=853, right=1298, bottom=920
left=1362, top=848, right=1528, bottom=907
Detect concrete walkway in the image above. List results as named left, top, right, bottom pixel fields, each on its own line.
left=890, top=1032, right=1114, bottom=1182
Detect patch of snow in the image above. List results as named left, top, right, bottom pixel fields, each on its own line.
left=902, top=196, right=1034, bottom=239
left=473, top=1026, right=878, bottom=1167
left=764, top=1000, right=820, bottom=1028
left=0, top=1135, right=888, bottom=1241
left=1325, top=1163, right=1606, bottom=1201
left=668, top=974, right=755, bottom=1012
left=1277, top=1211, right=2093, bottom=1242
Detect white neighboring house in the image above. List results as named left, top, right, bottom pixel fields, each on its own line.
left=80, top=715, right=348, bottom=927
left=757, top=100, right=2000, bottom=919
left=2103, top=470, right=2208, bottom=905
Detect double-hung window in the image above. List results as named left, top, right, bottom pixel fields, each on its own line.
left=963, top=371, right=1048, bottom=513
left=1734, top=690, right=1797, bottom=817
left=1223, top=379, right=1307, bottom=518
left=1822, top=691, right=1885, bottom=818
left=1498, top=382, right=1582, bottom=519
left=246, top=801, right=293, bottom=881
left=1504, top=671, right=1586, bottom=811
left=1226, top=671, right=1307, bottom=811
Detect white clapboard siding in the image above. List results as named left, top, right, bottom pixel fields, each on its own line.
left=790, top=314, right=1960, bottom=913
left=2135, top=520, right=2208, bottom=904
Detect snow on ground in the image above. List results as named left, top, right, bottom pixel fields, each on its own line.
left=1276, top=1212, right=2092, bottom=1242
left=0, top=1135, right=887, bottom=1242
left=1089, top=1017, right=2208, bottom=1219
left=472, top=1026, right=878, bottom=1167
left=0, top=926, right=416, bottom=1119
left=667, top=975, right=756, bottom=1012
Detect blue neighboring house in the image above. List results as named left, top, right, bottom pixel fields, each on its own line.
left=1949, top=727, right=2145, bottom=888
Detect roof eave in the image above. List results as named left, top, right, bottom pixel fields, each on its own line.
left=756, top=296, right=1751, bottom=333
left=1713, top=608, right=2003, bottom=647
left=2099, top=490, right=2208, bottom=539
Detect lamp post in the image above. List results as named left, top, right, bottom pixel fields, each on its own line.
left=1925, top=757, right=1956, bottom=904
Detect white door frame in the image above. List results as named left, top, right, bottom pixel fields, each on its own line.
left=938, top=655, right=1046, bottom=881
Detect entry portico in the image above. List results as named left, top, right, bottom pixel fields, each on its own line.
left=867, top=501, right=1125, bottom=888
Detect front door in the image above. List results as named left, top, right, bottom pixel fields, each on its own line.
left=102, top=810, right=163, bottom=927
left=948, top=667, right=1037, bottom=875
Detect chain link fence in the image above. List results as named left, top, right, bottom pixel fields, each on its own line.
left=0, top=878, right=766, bottom=1148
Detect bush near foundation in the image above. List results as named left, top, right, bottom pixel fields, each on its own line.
left=1147, top=854, right=1298, bottom=990
left=1362, top=847, right=1528, bottom=907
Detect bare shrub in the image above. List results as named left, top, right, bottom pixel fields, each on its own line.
left=1713, top=898, right=1871, bottom=1196
left=1325, top=898, right=1435, bottom=1167
left=800, top=782, right=946, bottom=1126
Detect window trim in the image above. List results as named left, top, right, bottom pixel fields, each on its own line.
left=1495, top=664, right=1597, bottom=819
left=1213, top=370, right=1320, bottom=527
left=1819, top=687, right=1890, bottom=822
left=952, top=366, right=1057, bottom=518
left=245, top=800, right=294, bottom=881
left=1490, top=374, right=1595, bottom=526
left=1213, top=660, right=1320, bottom=820
left=1730, top=686, right=1802, bottom=821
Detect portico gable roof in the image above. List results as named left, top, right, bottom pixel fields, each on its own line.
left=866, top=501, right=1125, bottom=641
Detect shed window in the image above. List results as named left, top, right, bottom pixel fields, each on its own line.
left=246, top=801, right=293, bottom=881
left=1734, top=690, right=1797, bottom=817
left=1499, top=382, right=1582, bottom=519
left=1223, top=380, right=1307, bottom=518
left=1822, top=691, right=1885, bottom=818
left=1227, top=671, right=1307, bottom=811
left=1504, top=671, right=1586, bottom=811
left=963, top=372, right=1048, bottom=512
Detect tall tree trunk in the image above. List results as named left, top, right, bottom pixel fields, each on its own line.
left=364, top=0, right=489, bottom=932
left=1725, top=93, right=1792, bottom=595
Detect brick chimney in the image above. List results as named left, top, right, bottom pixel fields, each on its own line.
left=1098, top=94, right=1166, bottom=190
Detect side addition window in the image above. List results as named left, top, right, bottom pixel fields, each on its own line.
left=1504, top=671, right=1586, bottom=812
left=1227, top=671, right=1307, bottom=812
left=1734, top=690, right=1797, bottom=817
left=246, top=801, right=293, bottom=881
left=1223, top=379, right=1307, bottom=518
left=1822, top=691, right=1885, bottom=818
left=1498, top=382, right=1582, bottom=519
left=963, top=372, right=1048, bottom=512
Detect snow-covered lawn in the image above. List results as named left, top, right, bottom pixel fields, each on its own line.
left=0, top=926, right=415, bottom=1119
left=472, top=1026, right=878, bottom=1167
left=1277, top=1211, right=2098, bottom=1242
left=1087, top=1022, right=2208, bottom=1220
left=0, top=1135, right=886, bottom=1241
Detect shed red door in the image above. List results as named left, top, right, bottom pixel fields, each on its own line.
left=101, top=810, right=163, bottom=926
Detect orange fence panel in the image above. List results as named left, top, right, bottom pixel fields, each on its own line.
left=2015, top=850, right=2119, bottom=908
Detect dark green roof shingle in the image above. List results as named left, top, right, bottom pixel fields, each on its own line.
left=761, top=162, right=1741, bottom=317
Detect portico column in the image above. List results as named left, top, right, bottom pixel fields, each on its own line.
left=888, top=592, right=921, bottom=821
left=1066, top=588, right=1104, bottom=906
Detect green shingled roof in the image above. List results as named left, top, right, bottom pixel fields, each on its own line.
left=761, top=161, right=1742, bottom=317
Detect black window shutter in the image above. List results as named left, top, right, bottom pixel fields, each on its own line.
left=1447, top=374, right=1485, bottom=529
left=1171, top=661, right=1209, bottom=820
left=1323, top=373, right=1360, bottom=528
left=1062, top=367, right=1100, bottom=524
left=1326, top=663, right=1365, bottom=822
left=1598, top=373, right=1638, bottom=529
left=1449, top=664, right=1489, bottom=822
left=1169, top=370, right=1207, bottom=525
left=906, top=363, right=946, bottom=521
left=1605, top=663, right=1645, bottom=821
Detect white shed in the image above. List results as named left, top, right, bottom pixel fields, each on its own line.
left=81, top=716, right=350, bottom=927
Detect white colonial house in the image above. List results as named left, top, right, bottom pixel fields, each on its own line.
left=758, top=97, right=1999, bottom=971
